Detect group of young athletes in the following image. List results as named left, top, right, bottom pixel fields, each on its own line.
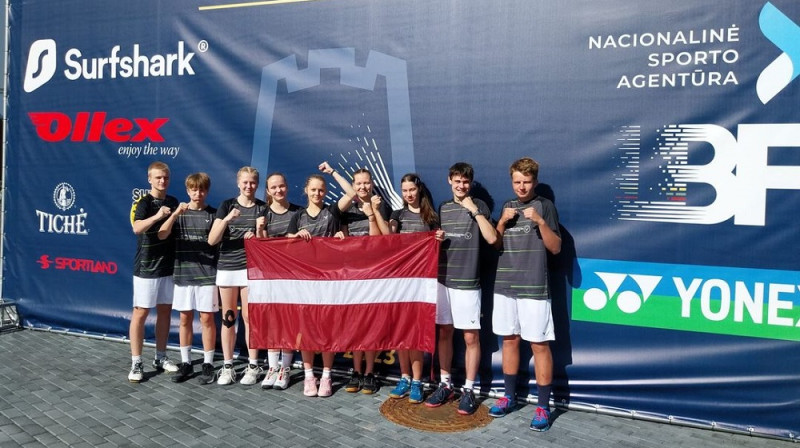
left=128, top=156, right=561, bottom=432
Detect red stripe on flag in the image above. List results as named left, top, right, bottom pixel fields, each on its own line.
left=245, top=231, right=439, bottom=281
left=248, top=302, right=436, bottom=352
left=245, top=232, right=440, bottom=353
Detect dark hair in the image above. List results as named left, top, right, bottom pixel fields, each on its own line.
left=400, top=173, right=438, bottom=227
left=448, top=162, right=474, bottom=181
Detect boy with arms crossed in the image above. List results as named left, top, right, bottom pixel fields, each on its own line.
left=426, top=162, right=497, bottom=415
left=488, top=157, right=561, bottom=432
left=128, top=161, right=180, bottom=382
left=158, top=173, right=219, bottom=384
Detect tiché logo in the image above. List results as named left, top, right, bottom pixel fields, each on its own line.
left=29, top=112, right=168, bottom=143
left=757, top=2, right=800, bottom=103
left=36, top=183, right=89, bottom=235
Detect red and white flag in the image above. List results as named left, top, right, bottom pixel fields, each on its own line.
left=246, top=232, right=439, bottom=353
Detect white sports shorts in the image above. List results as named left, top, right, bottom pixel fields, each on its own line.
left=492, top=293, right=554, bottom=343
left=436, top=283, right=481, bottom=330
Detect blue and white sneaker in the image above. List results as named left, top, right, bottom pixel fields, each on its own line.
left=424, top=382, right=454, bottom=407
left=530, top=406, right=551, bottom=431
left=409, top=380, right=424, bottom=404
left=389, top=377, right=411, bottom=399
left=488, top=395, right=516, bottom=418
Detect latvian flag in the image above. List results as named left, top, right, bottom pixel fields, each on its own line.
left=246, top=232, right=439, bottom=353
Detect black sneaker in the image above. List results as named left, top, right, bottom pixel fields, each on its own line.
left=457, top=388, right=478, bottom=415
left=172, top=362, right=194, bottom=383
left=197, top=363, right=215, bottom=385
left=424, top=382, right=454, bottom=407
left=361, top=373, right=377, bottom=395
left=344, top=369, right=362, bottom=393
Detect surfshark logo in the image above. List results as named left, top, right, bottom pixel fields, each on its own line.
left=756, top=2, right=800, bottom=103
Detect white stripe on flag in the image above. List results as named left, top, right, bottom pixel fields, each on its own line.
left=248, top=277, right=437, bottom=306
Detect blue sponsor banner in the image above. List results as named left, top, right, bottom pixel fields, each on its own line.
left=4, top=0, right=800, bottom=438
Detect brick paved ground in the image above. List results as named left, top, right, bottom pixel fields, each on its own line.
left=0, top=329, right=787, bottom=447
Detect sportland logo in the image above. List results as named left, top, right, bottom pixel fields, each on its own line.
left=23, top=39, right=196, bottom=93
left=573, top=258, right=800, bottom=342
left=756, top=2, right=800, bottom=104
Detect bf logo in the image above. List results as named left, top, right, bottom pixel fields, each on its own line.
left=621, top=124, right=800, bottom=226
left=583, top=272, right=662, bottom=314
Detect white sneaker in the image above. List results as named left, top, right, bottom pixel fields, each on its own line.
left=128, top=362, right=143, bottom=383
left=217, top=365, right=237, bottom=385
left=273, top=367, right=291, bottom=390
left=260, top=367, right=278, bottom=389
left=240, top=364, right=262, bottom=385
left=153, top=356, right=180, bottom=373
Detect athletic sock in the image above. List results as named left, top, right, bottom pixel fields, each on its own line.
left=463, top=379, right=475, bottom=390
left=131, top=355, right=142, bottom=368
left=537, top=383, right=552, bottom=410
left=281, top=350, right=294, bottom=369
left=224, top=359, right=233, bottom=368
left=180, top=346, right=191, bottom=364
left=267, top=350, right=280, bottom=369
left=504, top=373, right=518, bottom=400
left=203, top=350, right=214, bottom=364
left=248, top=358, right=258, bottom=368
left=441, top=373, right=452, bottom=387
left=321, top=368, right=331, bottom=379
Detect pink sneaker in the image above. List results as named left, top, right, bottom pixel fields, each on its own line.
left=303, top=377, right=318, bottom=397
left=318, top=377, right=333, bottom=397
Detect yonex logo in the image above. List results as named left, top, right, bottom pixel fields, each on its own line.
left=756, top=2, right=800, bottom=103
left=582, top=272, right=662, bottom=314
left=24, top=39, right=57, bottom=93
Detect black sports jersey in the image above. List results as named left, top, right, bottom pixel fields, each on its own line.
left=215, top=198, right=268, bottom=270
left=261, top=203, right=302, bottom=237
left=172, top=206, right=218, bottom=286
left=437, top=198, right=491, bottom=290
left=390, top=208, right=437, bottom=233
left=342, top=199, right=391, bottom=236
left=495, top=196, right=560, bottom=300
left=133, top=194, right=179, bottom=278
left=287, top=204, right=341, bottom=237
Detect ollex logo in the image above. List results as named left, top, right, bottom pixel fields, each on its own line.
left=757, top=2, right=800, bottom=103
left=23, top=39, right=196, bottom=93
left=36, top=183, right=89, bottom=235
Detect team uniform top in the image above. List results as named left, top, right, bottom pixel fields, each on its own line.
left=390, top=208, right=438, bottom=233
left=437, top=198, right=491, bottom=290
left=215, top=198, right=268, bottom=271
left=171, top=206, right=218, bottom=287
left=287, top=204, right=342, bottom=237
left=260, top=203, right=302, bottom=237
left=342, top=199, right=391, bottom=236
left=495, top=196, right=560, bottom=300
left=133, top=194, right=179, bottom=278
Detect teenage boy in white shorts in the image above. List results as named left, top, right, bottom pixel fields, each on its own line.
left=158, top=173, right=219, bottom=384
left=488, top=157, right=561, bottom=432
left=128, top=161, right=180, bottom=382
left=425, top=162, right=497, bottom=415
